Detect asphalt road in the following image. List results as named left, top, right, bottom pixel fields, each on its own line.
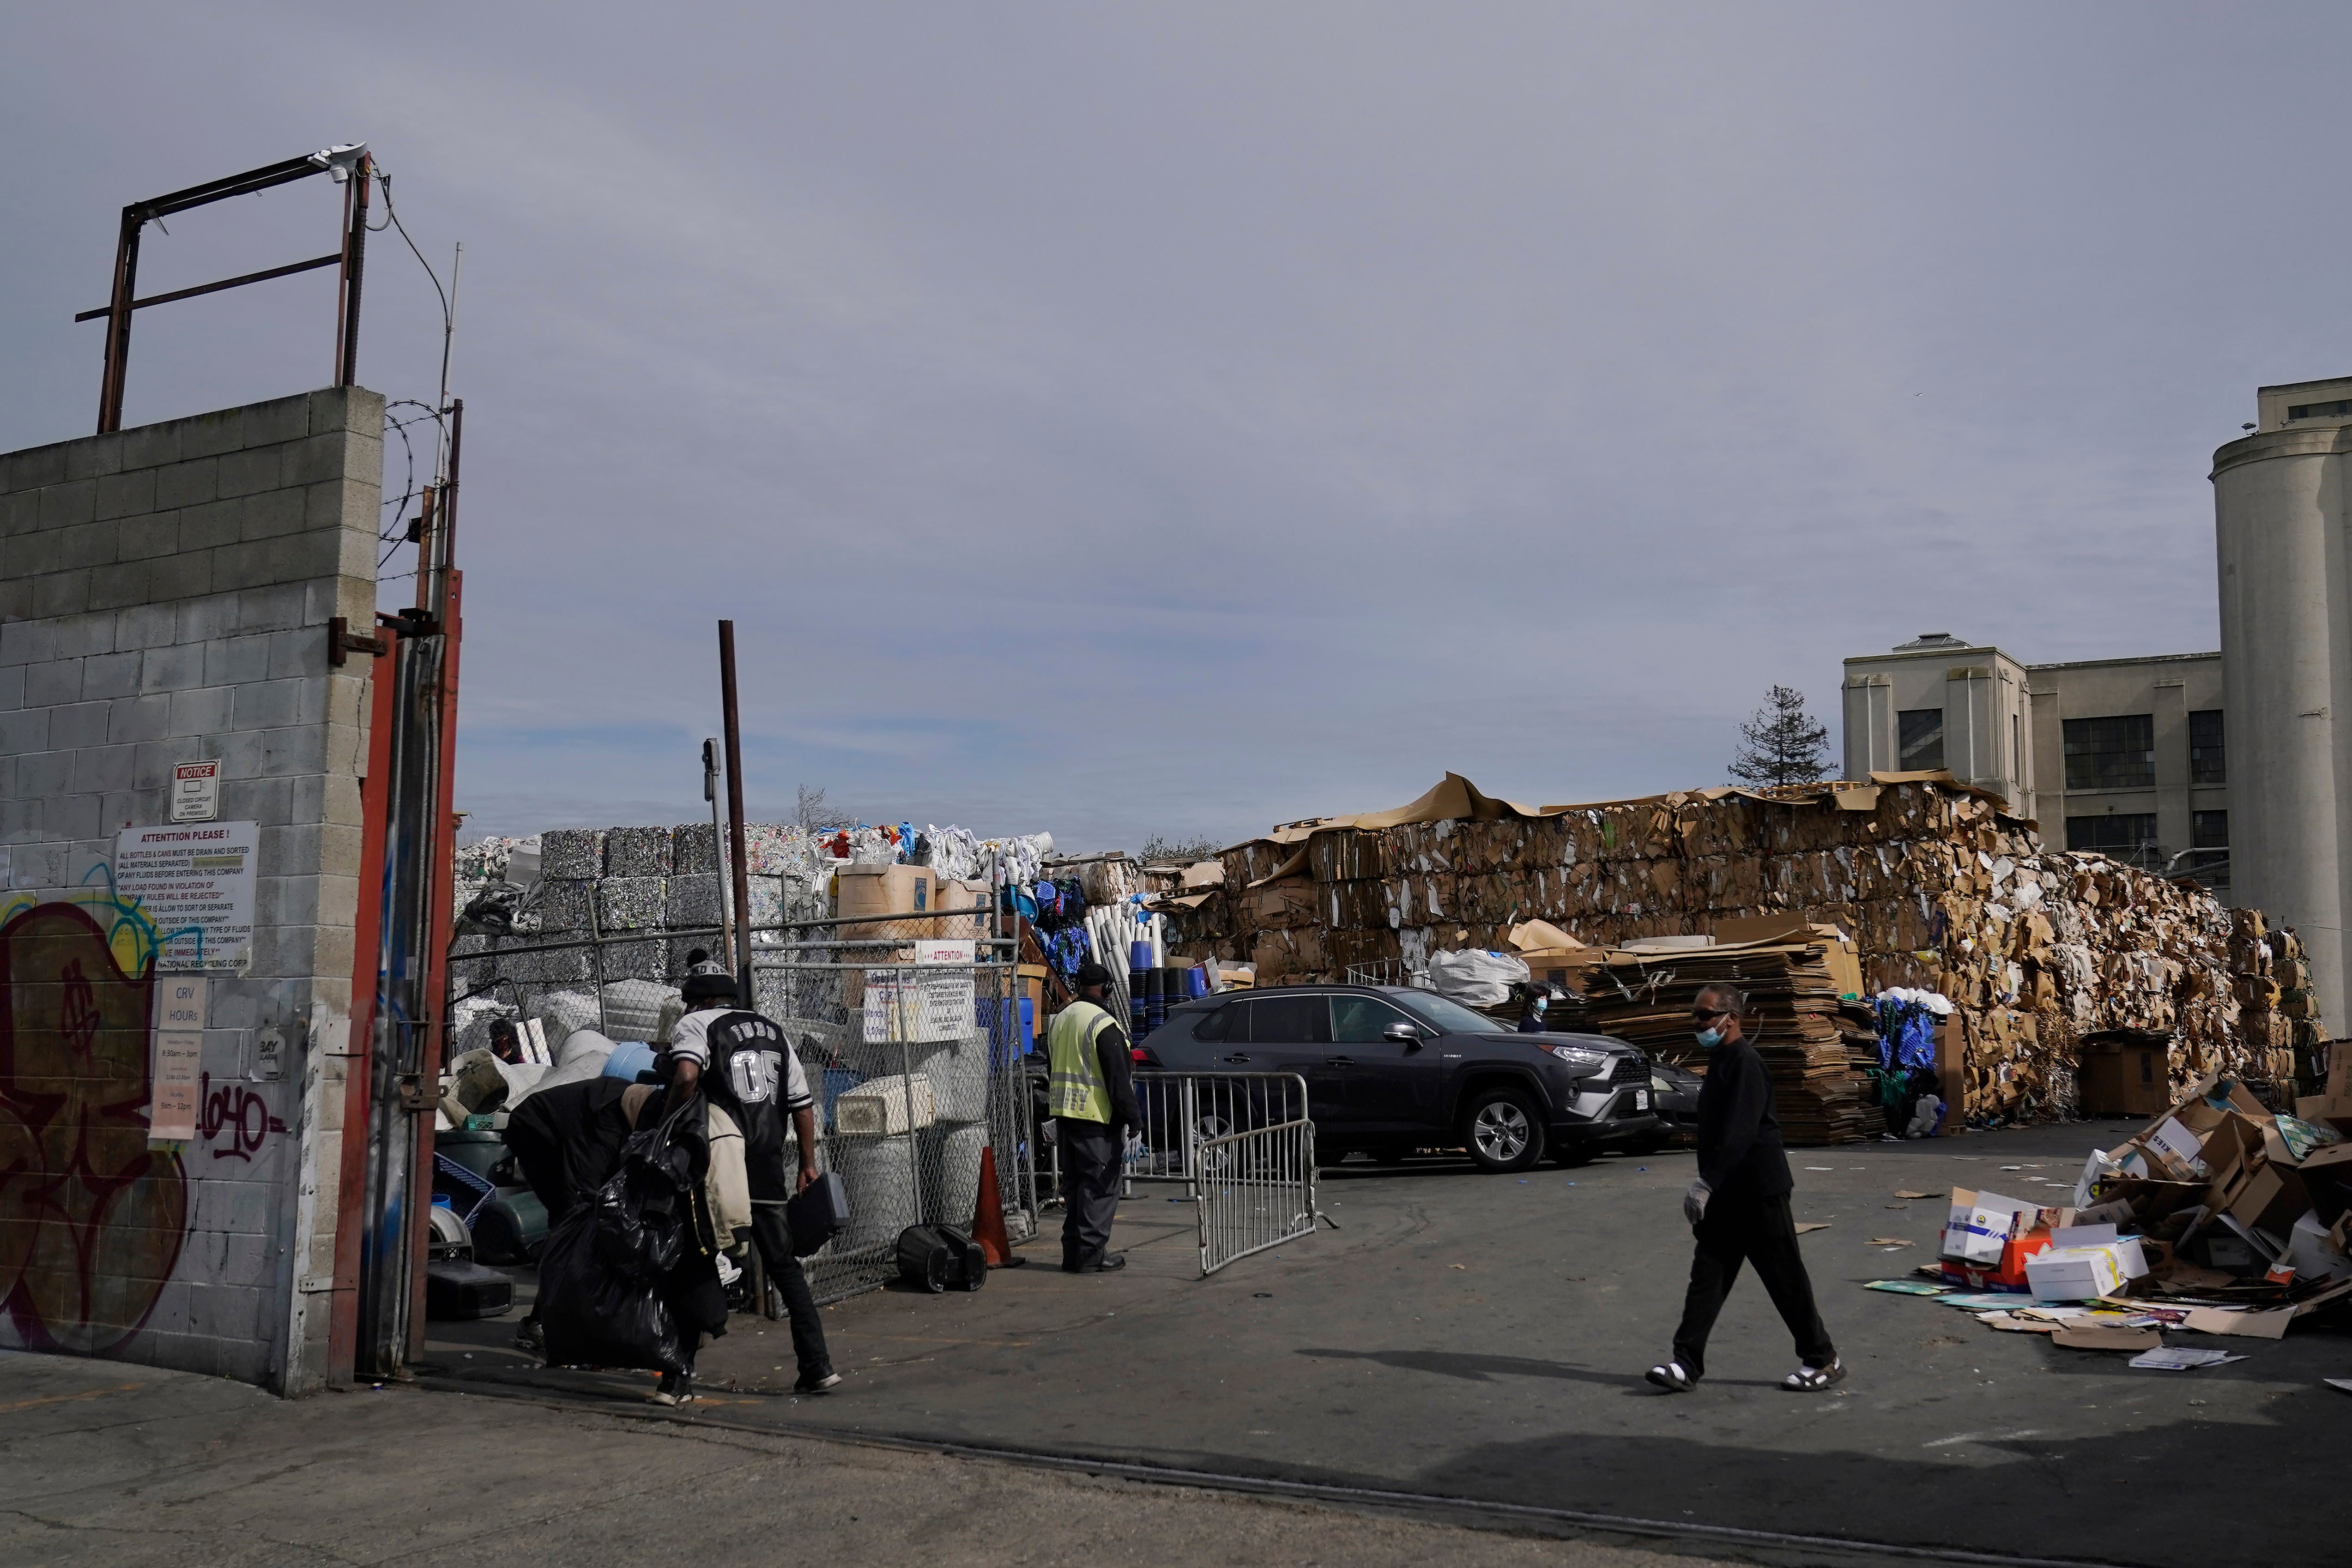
left=423, top=1122, right=2352, bottom=1566
left=0, top=1351, right=1699, bottom=1568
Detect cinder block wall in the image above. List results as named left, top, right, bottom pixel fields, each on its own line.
left=0, top=387, right=382, bottom=1393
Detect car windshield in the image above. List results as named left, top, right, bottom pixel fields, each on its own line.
left=1397, top=992, right=1513, bottom=1035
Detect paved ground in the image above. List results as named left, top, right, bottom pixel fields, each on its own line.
left=0, top=1350, right=1711, bottom=1568
left=417, top=1122, right=2352, bottom=1566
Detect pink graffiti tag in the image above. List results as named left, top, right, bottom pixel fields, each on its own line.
left=196, top=1072, right=285, bottom=1161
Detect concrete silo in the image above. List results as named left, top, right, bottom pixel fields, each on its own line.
left=2211, top=377, right=2352, bottom=1028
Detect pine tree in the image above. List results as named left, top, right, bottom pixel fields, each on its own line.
left=1730, top=685, right=1831, bottom=788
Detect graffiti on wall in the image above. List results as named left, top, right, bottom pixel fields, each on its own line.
left=0, top=903, right=187, bottom=1354
left=198, top=1073, right=286, bottom=1161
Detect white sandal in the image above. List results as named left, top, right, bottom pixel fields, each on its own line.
left=1644, top=1361, right=1697, bottom=1393
left=1783, top=1357, right=1846, bottom=1391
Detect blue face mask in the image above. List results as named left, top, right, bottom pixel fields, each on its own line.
left=1532, top=999, right=1548, bottom=1014
left=1695, top=1026, right=1723, bottom=1049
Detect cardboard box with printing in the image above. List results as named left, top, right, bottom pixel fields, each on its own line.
left=1942, top=1188, right=2042, bottom=1265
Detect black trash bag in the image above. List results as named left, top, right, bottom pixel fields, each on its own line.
left=590, top=1094, right=709, bottom=1279
left=535, top=1203, right=684, bottom=1373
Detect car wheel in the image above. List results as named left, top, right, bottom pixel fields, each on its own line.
left=1192, top=1114, right=1235, bottom=1177
left=1462, top=1087, right=1547, bottom=1173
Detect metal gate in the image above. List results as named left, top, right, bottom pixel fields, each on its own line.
left=1126, top=1071, right=1325, bottom=1274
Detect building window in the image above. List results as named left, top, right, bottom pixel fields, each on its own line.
left=2190, top=709, right=2225, bottom=784
left=2288, top=399, right=2352, bottom=421
left=2190, top=808, right=2230, bottom=893
left=2063, top=714, right=2154, bottom=790
left=1898, top=708, right=1944, bottom=771
left=2067, top=813, right=2160, bottom=868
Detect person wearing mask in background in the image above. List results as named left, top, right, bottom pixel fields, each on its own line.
left=1645, top=983, right=1843, bottom=1394
left=668, top=953, right=840, bottom=1395
left=1517, top=985, right=1553, bottom=1033
left=1047, top=960, right=1144, bottom=1273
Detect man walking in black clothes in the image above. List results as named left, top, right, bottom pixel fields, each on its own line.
left=1646, top=983, right=1844, bottom=1393
left=670, top=955, right=840, bottom=1395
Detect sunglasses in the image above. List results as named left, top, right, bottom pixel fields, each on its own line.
left=1690, top=1007, right=1728, bottom=1021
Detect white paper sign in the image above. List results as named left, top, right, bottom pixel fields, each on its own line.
left=115, top=822, right=259, bottom=972
left=151, top=1031, right=203, bottom=1142
left=170, top=760, right=221, bottom=823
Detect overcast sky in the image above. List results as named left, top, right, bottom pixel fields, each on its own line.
left=4, top=5, right=2341, bottom=850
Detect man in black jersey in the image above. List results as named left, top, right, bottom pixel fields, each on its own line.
left=669, top=957, right=839, bottom=1394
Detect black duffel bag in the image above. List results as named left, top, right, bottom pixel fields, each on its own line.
left=895, top=1224, right=987, bottom=1294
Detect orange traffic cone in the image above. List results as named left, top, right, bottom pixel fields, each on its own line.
left=970, top=1144, right=1024, bottom=1268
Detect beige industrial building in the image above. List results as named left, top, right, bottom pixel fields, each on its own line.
left=1841, top=636, right=2228, bottom=890
left=2212, top=375, right=2352, bottom=1038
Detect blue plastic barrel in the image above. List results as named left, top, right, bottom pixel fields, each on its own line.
left=600, top=1041, right=657, bottom=1082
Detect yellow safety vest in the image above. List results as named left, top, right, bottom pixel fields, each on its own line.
left=1047, top=1001, right=1118, bottom=1123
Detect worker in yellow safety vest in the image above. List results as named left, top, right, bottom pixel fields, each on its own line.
left=1046, top=960, right=1144, bottom=1272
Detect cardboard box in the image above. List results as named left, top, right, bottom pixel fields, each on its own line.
left=1940, top=1227, right=2056, bottom=1293
left=2024, top=1245, right=2129, bottom=1301
left=837, top=865, right=936, bottom=919
left=1941, top=1188, right=2039, bottom=1265
left=1710, top=916, right=1865, bottom=997
left=2143, top=1116, right=2208, bottom=1179
left=2079, top=1037, right=2173, bottom=1118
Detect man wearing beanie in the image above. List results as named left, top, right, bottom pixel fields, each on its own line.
left=669, top=950, right=840, bottom=1394
left=1047, top=960, right=1144, bottom=1272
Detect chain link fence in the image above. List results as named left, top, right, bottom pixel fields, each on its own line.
left=448, top=908, right=1040, bottom=1308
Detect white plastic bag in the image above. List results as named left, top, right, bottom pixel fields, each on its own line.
left=1425, top=950, right=1531, bottom=1007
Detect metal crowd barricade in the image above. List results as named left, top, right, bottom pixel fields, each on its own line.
left=1124, top=1071, right=1324, bottom=1275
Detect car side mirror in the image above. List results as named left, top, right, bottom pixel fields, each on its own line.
left=1384, top=1021, right=1424, bottom=1049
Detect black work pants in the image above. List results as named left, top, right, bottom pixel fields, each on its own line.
left=1056, top=1117, right=1121, bottom=1268
left=1671, top=1189, right=1835, bottom=1378
left=749, top=1200, right=834, bottom=1381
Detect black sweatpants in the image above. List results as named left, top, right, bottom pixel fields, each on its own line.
left=1671, top=1188, right=1835, bottom=1379
left=749, top=1199, right=834, bottom=1381
left=1056, top=1117, right=1121, bottom=1268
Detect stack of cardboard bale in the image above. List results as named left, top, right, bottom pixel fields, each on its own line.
left=1567, top=937, right=1874, bottom=1144
left=1158, top=772, right=2314, bottom=1136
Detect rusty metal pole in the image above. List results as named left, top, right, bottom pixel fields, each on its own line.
left=335, top=157, right=371, bottom=387
left=718, top=622, right=755, bottom=997
left=97, top=207, right=144, bottom=434
left=434, top=399, right=462, bottom=623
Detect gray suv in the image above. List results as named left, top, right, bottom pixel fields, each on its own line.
left=1136, top=983, right=1664, bottom=1173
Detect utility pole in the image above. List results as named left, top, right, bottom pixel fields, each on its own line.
left=718, top=622, right=756, bottom=1001
left=704, top=737, right=737, bottom=974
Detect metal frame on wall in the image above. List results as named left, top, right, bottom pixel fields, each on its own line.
left=76, top=145, right=374, bottom=434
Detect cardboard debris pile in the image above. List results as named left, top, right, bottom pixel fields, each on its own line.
left=1866, top=1067, right=2352, bottom=1355
left=1159, top=771, right=2315, bottom=1133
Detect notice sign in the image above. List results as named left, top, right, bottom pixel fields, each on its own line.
left=151, top=976, right=206, bottom=1143
left=170, top=760, right=221, bottom=822
left=116, top=822, right=259, bottom=972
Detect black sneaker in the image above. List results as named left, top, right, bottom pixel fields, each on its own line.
left=1085, top=1253, right=1127, bottom=1273
left=794, top=1370, right=842, bottom=1394
left=649, top=1370, right=696, bottom=1406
